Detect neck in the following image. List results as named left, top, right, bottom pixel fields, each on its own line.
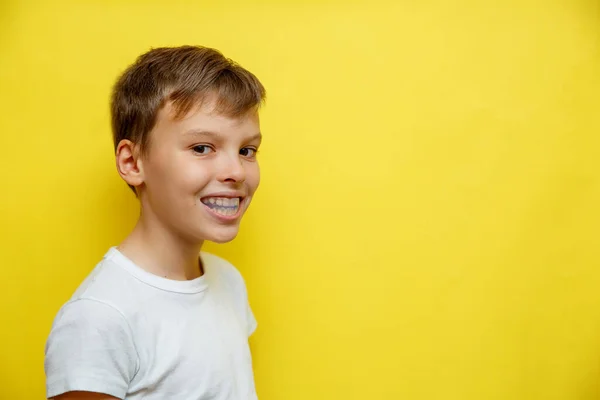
left=118, top=210, right=204, bottom=281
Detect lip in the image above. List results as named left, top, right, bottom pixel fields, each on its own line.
left=200, top=191, right=245, bottom=200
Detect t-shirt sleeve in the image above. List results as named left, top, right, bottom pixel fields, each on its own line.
left=236, top=271, right=257, bottom=337
left=222, top=261, right=257, bottom=337
left=246, top=293, right=258, bottom=337
left=44, top=298, right=138, bottom=399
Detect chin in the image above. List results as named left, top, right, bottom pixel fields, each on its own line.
left=204, top=228, right=240, bottom=244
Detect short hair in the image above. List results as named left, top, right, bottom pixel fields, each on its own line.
left=110, top=45, right=266, bottom=193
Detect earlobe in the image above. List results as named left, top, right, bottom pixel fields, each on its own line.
left=116, top=139, right=144, bottom=188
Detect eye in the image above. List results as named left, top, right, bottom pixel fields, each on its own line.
left=240, top=147, right=258, bottom=158
left=192, top=145, right=214, bottom=155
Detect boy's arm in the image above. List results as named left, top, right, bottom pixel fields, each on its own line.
left=45, top=299, right=138, bottom=399
left=51, top=391, right=120, bottom=400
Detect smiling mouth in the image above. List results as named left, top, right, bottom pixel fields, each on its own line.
left=200, top=197, right=241, bottom=217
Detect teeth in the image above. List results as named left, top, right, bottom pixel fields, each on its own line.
left=213, top=207, right=234, bottom=216
left=201, top=197, right=241, bottom=216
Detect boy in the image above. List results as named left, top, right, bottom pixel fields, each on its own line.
left=44, top=45, right=266, bottom=400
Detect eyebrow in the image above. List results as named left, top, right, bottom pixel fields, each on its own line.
left=184, top=129, right=262, bottom=142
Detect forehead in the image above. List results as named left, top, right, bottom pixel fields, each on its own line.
left=153, top=99, right=260, bottom=140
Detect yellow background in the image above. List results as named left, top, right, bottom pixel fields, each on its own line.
left=1, top=0, right=599, bottom=399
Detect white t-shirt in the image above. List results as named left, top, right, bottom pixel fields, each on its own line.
left=44, top=247, right=258, bottom=400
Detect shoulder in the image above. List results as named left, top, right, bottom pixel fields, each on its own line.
left=202, top=252, right=246, bottom=285
left=47, top=249, right=141, bottom=346
left=201, top=252, right=252, bottom=301
left=48, top=298, right=134, bottom=348
left=66, top=250, right=145, bottom=314
left=201, top=252, right=257, bottom=336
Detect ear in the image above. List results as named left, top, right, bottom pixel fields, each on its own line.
left=115, top=139, right=145, bottom=189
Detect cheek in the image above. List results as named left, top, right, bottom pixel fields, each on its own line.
left=179, top=164, right=213, bottom=194
left=247, top=163, right=260, bottom=192
left=148, top=156, right=212, bottom=196
left=144, top=159, right=173, bottom=191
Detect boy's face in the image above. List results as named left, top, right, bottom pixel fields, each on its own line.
left=137, top=98, right=261, bottom=244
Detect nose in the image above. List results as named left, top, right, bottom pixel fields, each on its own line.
left=216, top=152, right=246, bottom=183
